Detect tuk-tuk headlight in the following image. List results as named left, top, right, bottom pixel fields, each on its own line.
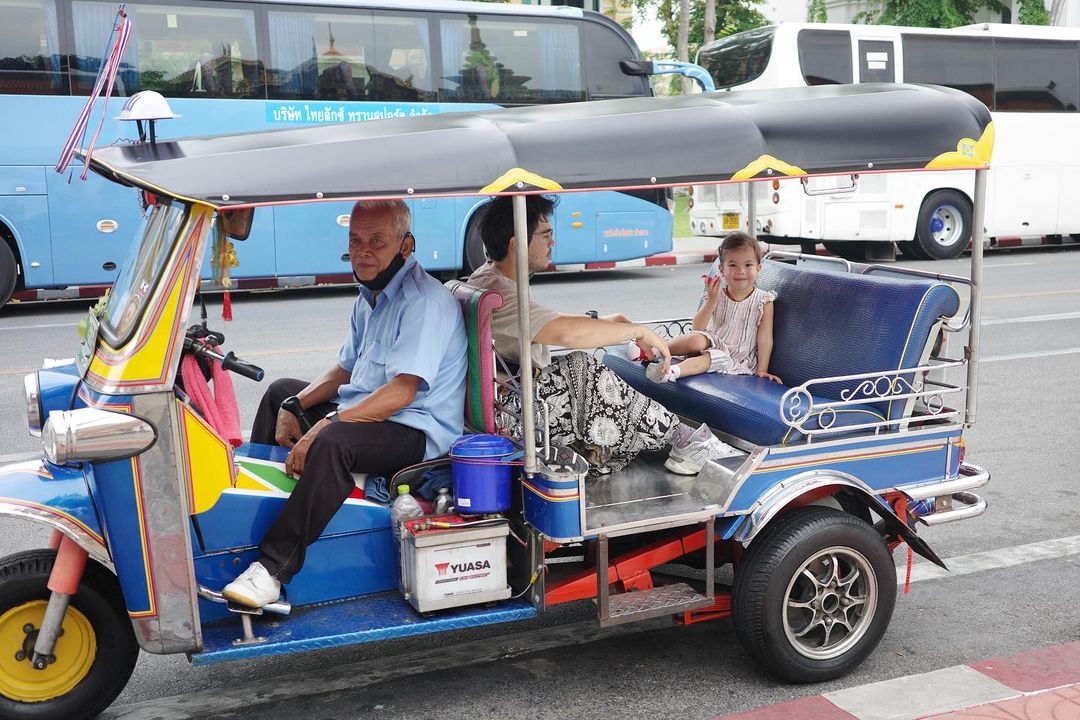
left=42, top=408, right=156, bottom=465
left=24, top=373, right=43, bottom=437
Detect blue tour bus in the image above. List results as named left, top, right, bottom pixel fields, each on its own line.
left=0, top=0, right=673, bottom=306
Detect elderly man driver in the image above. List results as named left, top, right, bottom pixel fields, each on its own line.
left=223, top=199, right=467, bottom=608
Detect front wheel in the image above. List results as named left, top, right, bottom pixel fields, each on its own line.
left=0, top=550, right=139, bottom=720
left=732, top=507, right=896, bottom=683
left=0, top=241, right=17, bottom=309
left=914, top=190, right=972, bottom=260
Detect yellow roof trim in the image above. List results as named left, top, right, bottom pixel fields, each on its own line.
left=732, top=154, right=807, bottom=181
left=926, top=122, right=994, bottom=170
left=480, top=168, right=563, bottom=194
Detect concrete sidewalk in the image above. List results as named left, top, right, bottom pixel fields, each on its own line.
left=714, top=641, right=1080, bottom=720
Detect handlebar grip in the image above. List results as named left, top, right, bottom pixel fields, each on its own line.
left=221, top=351, right=265, bottom=382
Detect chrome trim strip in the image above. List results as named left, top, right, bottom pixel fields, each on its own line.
left=0, top=502, right=112, bottom=570
left=755, top=436, right=949, bottom=471
left=904, top=462, right=989, bottom=500
left=921, top=492, right=987, bottom=526
left=733, top=470, right=877, bottom=543
left=764, top=423, right=964, bottom=457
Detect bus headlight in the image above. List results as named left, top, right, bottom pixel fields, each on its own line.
left=24, top=373, right=43, bottom=437
left=42, top=408, right=156, bottom=465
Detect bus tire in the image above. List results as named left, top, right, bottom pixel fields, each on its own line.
left=732, top=507, right=896, bottom=683
left=897, top=240, right=929, bottom=260
left=0, top=240, right=17, bottom=309
left=0, top=550, right=139, bottom=720
left=462, top=209, right=490, bottom=276
left=915, top=190, right=971, bottom=260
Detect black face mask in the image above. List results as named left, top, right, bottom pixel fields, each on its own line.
left=356, top=233, right=411, bottom=292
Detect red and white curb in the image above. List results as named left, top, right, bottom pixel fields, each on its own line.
left=714, top=641, right=1080, bottom=720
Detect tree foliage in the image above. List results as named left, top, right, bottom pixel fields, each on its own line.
left=876, top=0, right=1005, bottom=27
left=634, top=0, right=767, bottom=62
left=1016, top=0, right=1050, bottom=24
left=807, top=0, right=828, bottom=23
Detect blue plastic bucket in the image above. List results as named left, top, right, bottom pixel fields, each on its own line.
left=450, top=434, right=515, bottom=513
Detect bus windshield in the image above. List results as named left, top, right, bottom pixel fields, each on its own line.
left=697, top=27, right=775, bottom=89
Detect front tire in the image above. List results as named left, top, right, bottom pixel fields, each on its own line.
left=732, top=507, right=896, bottom=683
left=914, top=190, right=972, bottom=260
left=0, top=550, right=138, bottom=720
left=0, top=241, right=17, bottom=309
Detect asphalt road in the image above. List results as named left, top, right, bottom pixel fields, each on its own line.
left=0, top=246, right=1078, bottom=719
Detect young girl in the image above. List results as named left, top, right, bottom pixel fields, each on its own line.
left=630, top=232, right=782, bottom=385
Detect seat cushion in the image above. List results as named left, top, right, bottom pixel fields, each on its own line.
left=446, top=280, right=504, bottom=433
left=603, top=356, right=885, bottom=446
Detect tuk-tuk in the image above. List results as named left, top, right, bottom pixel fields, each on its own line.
left=0, top=83, right=992, bottom=720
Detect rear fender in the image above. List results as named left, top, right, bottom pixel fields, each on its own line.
left=0, top=459, right=111, bottom=570
left=733, top=469, right=945, bottom=568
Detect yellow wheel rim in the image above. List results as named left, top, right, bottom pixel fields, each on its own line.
left=0, top=600, right=96, bottom=703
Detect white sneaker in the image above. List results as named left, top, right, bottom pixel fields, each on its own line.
left=646, top=362, right=674, bottom=383
left=222, top=561, right=281, bottom=608
left=665, top=423, right=739, bottom=475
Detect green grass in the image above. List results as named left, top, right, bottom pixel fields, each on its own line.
left=674, top=193, right=690, bottom=238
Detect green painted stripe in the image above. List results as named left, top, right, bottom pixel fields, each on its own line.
left=465, top=291, right=485, bottom=431
left=237, top=460, right=297, bottom=494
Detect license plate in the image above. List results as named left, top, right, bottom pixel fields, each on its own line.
left=722, top=213, right=740, bottom=230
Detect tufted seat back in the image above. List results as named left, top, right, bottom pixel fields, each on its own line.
left=445, top=280, right=504, bottom=434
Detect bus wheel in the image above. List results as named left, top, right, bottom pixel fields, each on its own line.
left=897, top=240, right=930, bottom=260
left=915, top=190, right=971, bottom=260
left=732, top=507, right=896, bottom=683
left=462, top=210, right=489, bottom=275
left=0, top=550, right=138, bottom=720
left=0, top=241, right=17, bottom=308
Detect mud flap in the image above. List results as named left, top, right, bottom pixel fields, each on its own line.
left=857, top=493, right=947, bottom=570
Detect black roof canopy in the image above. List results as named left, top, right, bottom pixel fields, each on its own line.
left=80, top=83, right=993, bottom=209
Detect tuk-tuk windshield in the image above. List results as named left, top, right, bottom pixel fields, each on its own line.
left=102, top=201, right=187, bottom=345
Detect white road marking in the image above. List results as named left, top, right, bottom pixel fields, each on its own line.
left=824, top=665, right=1016, bottom=720
left=0, top=322, right=78, bottom=332
left=983, top=310, right=1080, bottom=325
left=980, top=347, right=1080, bottom=363
left=901, top=534, right=1080, bottom=584
left=983, top=261, right=1035, bottom=268
left=0, top=451, right=38, bottom=464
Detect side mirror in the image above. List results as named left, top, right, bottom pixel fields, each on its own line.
left=619, top=59, right=655, bottom=77
left=219, top=208, right=254, bottom=241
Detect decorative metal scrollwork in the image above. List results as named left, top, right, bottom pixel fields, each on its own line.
left=839, top=374, right=919, bottom=402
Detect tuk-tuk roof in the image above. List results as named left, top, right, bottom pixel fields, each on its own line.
left=79, top=83, right=993, bottom=209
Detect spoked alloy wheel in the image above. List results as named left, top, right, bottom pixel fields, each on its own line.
left=0, top=550, right=139, bottom=720
left=732, top=507, right=896, bottom=683
left=782, top=546, right=878, bottom=661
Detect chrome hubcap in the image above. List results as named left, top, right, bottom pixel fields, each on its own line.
left=782, top=546, right=878, bottom=660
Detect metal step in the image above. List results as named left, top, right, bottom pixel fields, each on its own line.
left=599, top=582, right=712, bottom=627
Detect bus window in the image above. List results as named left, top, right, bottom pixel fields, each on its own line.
left=71, top=1, right=262, bottom=98
left=902, top=34, right=993, bottom=108
left=439, top=14, right=585, bottom=104
left=697, top=26, right=774, bottom=89
left=797, top=29, right=852, bottom=86
left=370, top=13, right=436, bottom=102
left=994, top=38, right=1079, bottom=112
left=583, top=18, right=648, bottom=99
left=0, top=0, right=63, bottom=95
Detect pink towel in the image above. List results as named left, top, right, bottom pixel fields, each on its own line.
left=180, top=352, right=243, bottom=447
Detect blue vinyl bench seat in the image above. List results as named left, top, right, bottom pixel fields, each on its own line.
left=603, top=260, right=961, bottom=447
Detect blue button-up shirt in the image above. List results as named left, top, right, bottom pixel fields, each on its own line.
left=335, top=257, right=467, bottom=459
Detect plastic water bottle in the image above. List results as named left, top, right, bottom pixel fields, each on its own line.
left=390, top=484, right=423, bottom=542
left=433, top=487, right=454, bottom=515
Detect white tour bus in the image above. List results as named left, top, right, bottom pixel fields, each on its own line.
left=690, top=22, right=1080, bottom=260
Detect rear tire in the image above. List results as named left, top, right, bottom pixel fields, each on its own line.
left=0, top=241, right=17, bottom=309
left=897, top=240, right=930, bottom=260
left=732, top=507, right=896, bottom=683
left=0, top=550, right=139, bottom=720
left=462, top=209, right=489, bottom=276
left=915, top=190, right=971, bottom=260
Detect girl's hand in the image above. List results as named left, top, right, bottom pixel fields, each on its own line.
left=756, top=370, right=782, bottom=384
left=703, top=275, right=723, bottom=302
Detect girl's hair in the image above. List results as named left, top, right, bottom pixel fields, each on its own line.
left=718, top=232, right=763, bottom=264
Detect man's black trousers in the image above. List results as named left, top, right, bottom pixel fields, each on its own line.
left=250, top=378, right=425, bottom=582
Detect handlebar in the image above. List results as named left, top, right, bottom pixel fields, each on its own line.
left=183, top=338, right=265, bottom=382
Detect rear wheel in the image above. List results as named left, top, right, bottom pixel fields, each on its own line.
left=0, top=550, right=138, bottom=720
left=0, top=241, right=17, bottom=309
left=914, top=190, right=971, bottom=260
left=462, top=209, right=489, bottom=276
left=732, top=507, right=896, bottom=683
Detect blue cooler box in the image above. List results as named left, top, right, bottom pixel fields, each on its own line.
left=521, top=446, right=588, bottom=542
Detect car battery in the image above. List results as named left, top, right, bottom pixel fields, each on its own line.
left=400, top=516, right=511, bottom=613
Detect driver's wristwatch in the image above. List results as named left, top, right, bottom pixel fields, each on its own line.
left=324, top=411, right=340, bottom=423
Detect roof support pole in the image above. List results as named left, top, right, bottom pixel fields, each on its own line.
left=746, top=181, right=757, bottom=237
left=965, top=167, right=987, bottom=426
left=512, top=194, right=538, bottom=477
